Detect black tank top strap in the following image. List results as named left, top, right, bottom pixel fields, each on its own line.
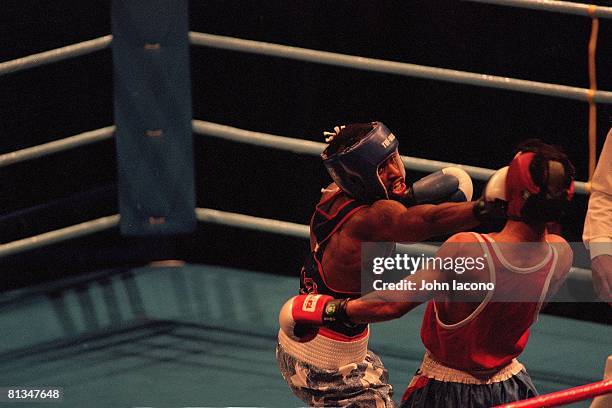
left=312, top=196, right=367, bottom=247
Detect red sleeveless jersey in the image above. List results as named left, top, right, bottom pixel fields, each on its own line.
left=421, top=233, right=558, bottom=371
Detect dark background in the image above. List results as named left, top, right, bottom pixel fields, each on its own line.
left=1, top=1, right=610, bottom=321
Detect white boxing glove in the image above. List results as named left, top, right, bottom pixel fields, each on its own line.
left=473, top=167, right=509, bottom=221
left=400, top=167, right=473, bottom=205
left=441, top=167, right=473, bottom=202
left=483, top=166, right=508, bottom=202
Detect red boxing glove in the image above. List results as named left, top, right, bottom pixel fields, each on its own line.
left=279, top=294, right=349, bottom=342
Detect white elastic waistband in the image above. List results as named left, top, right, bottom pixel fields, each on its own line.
left=419, top=352, right=525, bottom=384
left=278, top=329, right=369, bottom=370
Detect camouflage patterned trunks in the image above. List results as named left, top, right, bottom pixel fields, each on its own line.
left=276, top=342, right=395, bottom=407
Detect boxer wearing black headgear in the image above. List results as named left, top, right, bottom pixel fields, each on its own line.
left=277, top=122, right=496, bottom=407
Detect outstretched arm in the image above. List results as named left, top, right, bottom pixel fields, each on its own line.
left=344, top=266, right=442, bottom=323
left=349, top=166, right=508, bottom=243
left=350, top=199, right=479, bottom=243
left=279, top=233, right=485, bottom=340
left=345, top=233, right=474, bottom=323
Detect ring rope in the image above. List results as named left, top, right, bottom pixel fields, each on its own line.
left=0, top=214, right=120, bottom=258
left=191, top=119, right=589, bottom=194
left=188, top=32, right=612, bottom=104
left=2, top=31, right=610, bottom=105
left=192, top=120, right=496, bottom=180
left=194, top=209, right=597, bottom=282
left=0, top=35, right=112, bottom=77
left=193, top=120, right=324, bottom=156
left=465, top=0, right=612, bottom=19
left=195, top=208, right=309, bottom=238
left=0, top=126, right=115, bottom=168
left=0, top=120, right=588, bottom=194
left=0, top=209, right=592, bottom=282
left=493, top=378, right=612, bottom=407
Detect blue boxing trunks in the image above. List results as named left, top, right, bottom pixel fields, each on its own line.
left=400, top=352, right=537, bottom=408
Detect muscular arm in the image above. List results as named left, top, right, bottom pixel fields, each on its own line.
left=345, top=233, right=476, bottom=324
left=349, top=199, right=479, bottom=243
left=345, top=267, right=441, bottom=324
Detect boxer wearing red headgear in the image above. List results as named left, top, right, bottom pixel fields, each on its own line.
left=506, top=149, right=574, bottom=222
left=283, top=140, right=576, bottom=407
left=276, top=122, right=503, bottom=407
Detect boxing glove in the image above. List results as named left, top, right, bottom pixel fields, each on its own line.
left=399, top=167, right=473, bottom=206
left=473, top=166, right=508, bottom=221
left=279, top=294, right=349, bottom=342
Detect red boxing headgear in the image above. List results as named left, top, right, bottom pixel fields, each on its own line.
left=506, top=151, right=574, bottom=220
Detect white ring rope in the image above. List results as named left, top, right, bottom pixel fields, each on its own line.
left=196, top=210, right=591, bottom=282
left=0, top=209, right=590, bottom=282
left=195, top=208, right=309, bottom=239
left=192, top=120, right=589, bottom=194
left=192, top=120, right=325, bottom=155
left=465, top=0, right=612, bottom=19
left=0, top=120, right=589, bottom=194
left=191, top=120, right=498, bottom=180
left=4, top=31, right=608, bottom=104
left=0, top=2, right=605, bottom=75
left=188, top=32, right=612, bottom=104
left=0, top=126, right=115, bottom=168
left=0, top=214, right=120, bottom=258
left=0, top=35, right=112, bottom=77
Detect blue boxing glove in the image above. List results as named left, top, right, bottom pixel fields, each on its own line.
left=399, top=167, right=473, bottom=206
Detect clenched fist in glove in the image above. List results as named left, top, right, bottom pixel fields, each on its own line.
left=278, top=294, right=350, bottom=342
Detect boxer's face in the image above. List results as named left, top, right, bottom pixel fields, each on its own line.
left=378, top=151, right=406, bottom=198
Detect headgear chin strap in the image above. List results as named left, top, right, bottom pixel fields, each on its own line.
left=506, top=151, right=574, bottom=222
left=322, top=122, right=403, bottom=202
